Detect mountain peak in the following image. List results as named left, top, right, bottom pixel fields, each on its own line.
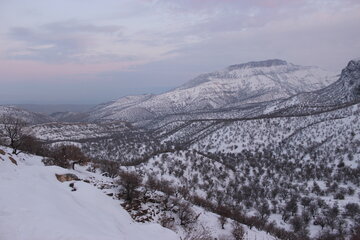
left=227, top=59, right=288, bottom=71
left=178, top=59, right=292, bottom=90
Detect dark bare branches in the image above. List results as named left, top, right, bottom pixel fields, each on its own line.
left=0, top=116, right=27, bottom=154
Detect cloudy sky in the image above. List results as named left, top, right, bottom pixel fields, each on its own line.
left=0, top=0, right=359, bottom=104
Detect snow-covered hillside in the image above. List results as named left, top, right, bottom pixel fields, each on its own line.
left=87, top=59, right=336, bottom=123
left=142, top=103, right=360, bottom=239
left=115, top=59, right=360, bottom=239
left=27, top=122, right=131, bottom=141
left=26, top=122, right=160, bottom=163
left=0, top=147, right=178, bottom=240
left=0, top=105, right=53, bottom=124
left=0, top=147, right=277, bottom=240
left=49, top=111, right=89, bottom=123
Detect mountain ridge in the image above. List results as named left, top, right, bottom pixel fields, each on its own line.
left=263, top=59, right=360, bottom=116
left=0, top=105, right=54, bottom=124
left=88, top=59, right=336, bottom=124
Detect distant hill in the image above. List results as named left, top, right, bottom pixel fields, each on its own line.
left=11, top=104, right=94, bottom=114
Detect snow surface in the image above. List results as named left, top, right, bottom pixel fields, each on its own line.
left=0, top=147, right=178, bottom=240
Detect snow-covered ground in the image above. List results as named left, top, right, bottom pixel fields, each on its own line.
left=0, top=147, right=178, bottom=240
left=0, top=146, right=277, bottom=240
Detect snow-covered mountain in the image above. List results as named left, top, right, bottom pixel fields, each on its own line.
left=264, top=59, right=360, bottom=116
left=88, top=59, right=336, bottom=123
left=0, top=105, right=53, bottom=124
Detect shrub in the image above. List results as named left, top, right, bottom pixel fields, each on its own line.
left=177, top=202, right=198, bottom=227
left=42, top=157, right=70, bottom=168
left=51, top=145, right=89, bottom=169
left=117, top=171, right=142, bottom=203
left=232, top=222, right=245, bottom=240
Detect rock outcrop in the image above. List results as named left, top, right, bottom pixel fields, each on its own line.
left=55, top=173, right=80, bottom=182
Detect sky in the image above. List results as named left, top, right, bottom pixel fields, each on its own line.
left=0, top=0, right=359, bottom=104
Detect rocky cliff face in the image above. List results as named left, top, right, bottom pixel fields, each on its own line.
left=342, top=59, right=360, bottom=101
left=227, top=59, right=288, bottom=71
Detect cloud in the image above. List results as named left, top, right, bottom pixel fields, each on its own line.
left=6, top=20, right=125, bottom=63
left=0, top=0, right=359, bottom=104
left=164, top=4, right=360, bottom=72
left=6, top=0, right=357, bottom=66
left=43, top=20, right=122, bottom=34
left=4, top=16, right=185, bottom=65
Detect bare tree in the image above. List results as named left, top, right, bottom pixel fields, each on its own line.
left=219, top=215, right=227, bottom=229
left=49, top=145, right=88, bottom=169
left=351, top=225, right=360, bottom=240
left=232, top=222, right=246, bottom=240
left=257, top=200, right=271, bottom=220
left=183, top=227, right=212, bottom=240
left=118, top=171, right=142, bottom=203
left=0, top=116, right=27, bottom=154
left=18, top=135, right=43, bottom=155
left=177, top=202, right=199, bottom=227
left=62, top=145, right=89, bottom=170
left=290, top=215, right=305, bottom=233
left=285, top=197, right=298, bottom=216
left=145, top=174, right=159, bottom=193
left=159, top=213, right=175, bottom=230
left=99, top=160, right=120, bottom=178
left=217, top=205, right=231, bottom=229
left=344, top=203, right=360, bottom=218
left=158, top=179, right=176, bottom=210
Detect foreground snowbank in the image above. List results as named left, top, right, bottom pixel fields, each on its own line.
left=0, top=147, right=178, bottom=240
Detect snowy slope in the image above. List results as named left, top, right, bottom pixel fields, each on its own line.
left=127, top=59, right=360, bottom=239
left=88, top=59, right=336, bottom=123
left=50, top=111, right=89, bottom=123
left=27, top=122, right=131, bottom=141
left=0, top=147, right=178, bottom=240
left=87, top=94, right=156, bottom=122
left=26, top=122, right=159, bottom=163
left=0, top=105, right=53, bottom=124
